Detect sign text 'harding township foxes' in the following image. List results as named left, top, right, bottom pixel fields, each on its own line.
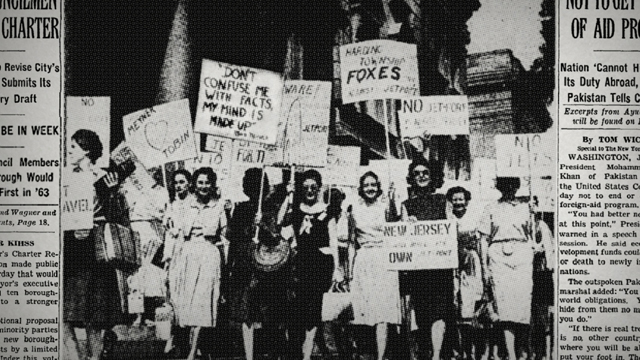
left=339, top=40, right=419, bottom=104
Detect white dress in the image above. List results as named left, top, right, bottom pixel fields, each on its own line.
left=350, top=197, right=401, bottom=325
left=479, top=201, right=533, bottom=324
left=169, top=196, right=225, bottom=327
left=127, top=185, right=169, bottom=298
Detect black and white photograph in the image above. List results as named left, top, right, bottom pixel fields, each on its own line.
left=61, top=1, right=556, bottom=360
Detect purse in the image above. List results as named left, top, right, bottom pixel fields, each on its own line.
left=155, top=303, right=174, bottom=341
left=321, top=281, right=353, bottom=322
left=128, top=290, right=144, bottom=314
left=95, top=222, right=141, bottom=270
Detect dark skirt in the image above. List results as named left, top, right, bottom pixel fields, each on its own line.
left=289, top=250, right=334, bottom=330
left=63, top=229, right=125, bottom=328
left=228, top=244, right=292, bottom=326
left=400, top=269, right=455, bottom=327
left=533, top=253, right=554, bottom=306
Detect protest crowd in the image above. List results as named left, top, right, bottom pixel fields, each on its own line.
left=61, top=4, right=554, bottom=360
left=62, top=127, right=555, bottom=360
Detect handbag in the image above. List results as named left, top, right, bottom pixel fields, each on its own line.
left=128, top=290, right=144, bottom=314
left=321, top=281, right=353, bottom=322
left=95, top=222, right=141, bottom=270
left=155, top=303, right=174, bottom=341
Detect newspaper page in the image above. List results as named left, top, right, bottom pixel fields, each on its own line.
left=0, top=0, right=639, bottom=360
left=0, top=1, right=62, bottom=360
left=558, top=2, right=640, bottom=360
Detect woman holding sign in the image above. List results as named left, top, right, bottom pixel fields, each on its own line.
left=280, top=169, right=341, bottom=360
left=63, top=129, right=128, bottom=360
left=169, top=167, right=226, bottom=360
left=478, top=177, right=533, bottom=360
left=400, top=158, right=453, bottom=360
left=348, top=171, right=400, bottom=360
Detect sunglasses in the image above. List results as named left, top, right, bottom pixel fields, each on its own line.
left=413, top=170, right=430, bottom=177
left=303, top=185, right=319, bottom=191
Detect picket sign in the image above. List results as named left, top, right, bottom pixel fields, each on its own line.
left=62, top=170, right=94, bottom=230
left=184, top=135, right=233, bottom=182
left=339, top=40, right=419, bottom=105
left=271, top=80, right=332, bottom=167
left=194, top=59, right=284, bottom=145
left=325, top=145, right=361, bottom=187
left=66, top=96, right=111, bottom=168
left=494, top=133, right=554, bottom=177
left=123, top=99, right=197, bottom=169
left=110, top=141, right=157, bottom=200
left=339, top=40, right=420, bottom=181
left=399, top=96, right=470, bottom=136
left=381, top=220, right=458, bottom=271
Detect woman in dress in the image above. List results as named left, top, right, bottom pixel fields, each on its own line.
left=280, top=169, right=341, bottom=360
left=63, top=129, right=127, bottom=360
left=126, top=167, right=168, bottom=327
left=169, top=167, right=226, bottom=360
left=446, top=186, right=483, bottom=360
left=162, top=169, right=193, bottom=357
left=400, top=158, right=453, bottom=360
left=227, top=167, right=290, bottom=360
left=478, top=177, right=533, bottom=360
left=348, top=171, right=400, bottom=360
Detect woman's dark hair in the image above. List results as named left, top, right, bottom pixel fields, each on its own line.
left=358, top=171, right=383, bottom=200
left=324, top=188, right=345, bottom=220
left=243, top=167, right=269, bottom=199
left=192, top=167, right=217, bottom=192
left=169, top=169, right=192, bottom=201
left=71, top=129, right=103, bottom=164
left=406, top=157, right=444, bottom=192
left=301, top=169, right=322, bottom=187
left=172, top=169, right=192, bottom=187
left=495, top=177, right=520, bottom=198
left=446, top=186, right=471, bottom=202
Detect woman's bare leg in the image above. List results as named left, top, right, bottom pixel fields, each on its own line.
left=242, top=323, right=255, bottom=360
left=86, top=326, right=104, bottom=360
left=302, top=327, right=318, bottom=360
left=187, top=326, right=201, bottom=360
left=376, top=323, right=388, bottom=360
left=63, top=323, right=81, bottom=360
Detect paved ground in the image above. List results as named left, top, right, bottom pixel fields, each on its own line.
left=74, top=322, right=388, bottom=360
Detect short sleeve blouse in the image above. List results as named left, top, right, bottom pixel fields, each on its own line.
left=184, top=197, right=227, bottom=241
left=478, top=201, right=530, bottom=242
left=350, top=197, right=388, bottom=248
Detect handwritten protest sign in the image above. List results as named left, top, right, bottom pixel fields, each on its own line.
left=66, top=96, right=110, bottom=168
left=62, top=170, right=94, bottom=230
left=494, top=133, right=554, bottom=177
left=325, top=146, right=361, bottom=187
left=123, top=99, right=197, bottom=168
left=339, top=40, right=419, bottom=104
left=381, top=220, right=457, bottom=271
left=110, top=141, right=156, bottom=198
left=183, top=135, right=234, bottom=181
left=224, top=140, right=283, bottom=202
left=272, top=81, right=332, bottom=167
left=233, top=139, right=280, bottom=167
left=195, top=59, right=284, bottom=145
left=400, top=96, right=470, bottom=136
